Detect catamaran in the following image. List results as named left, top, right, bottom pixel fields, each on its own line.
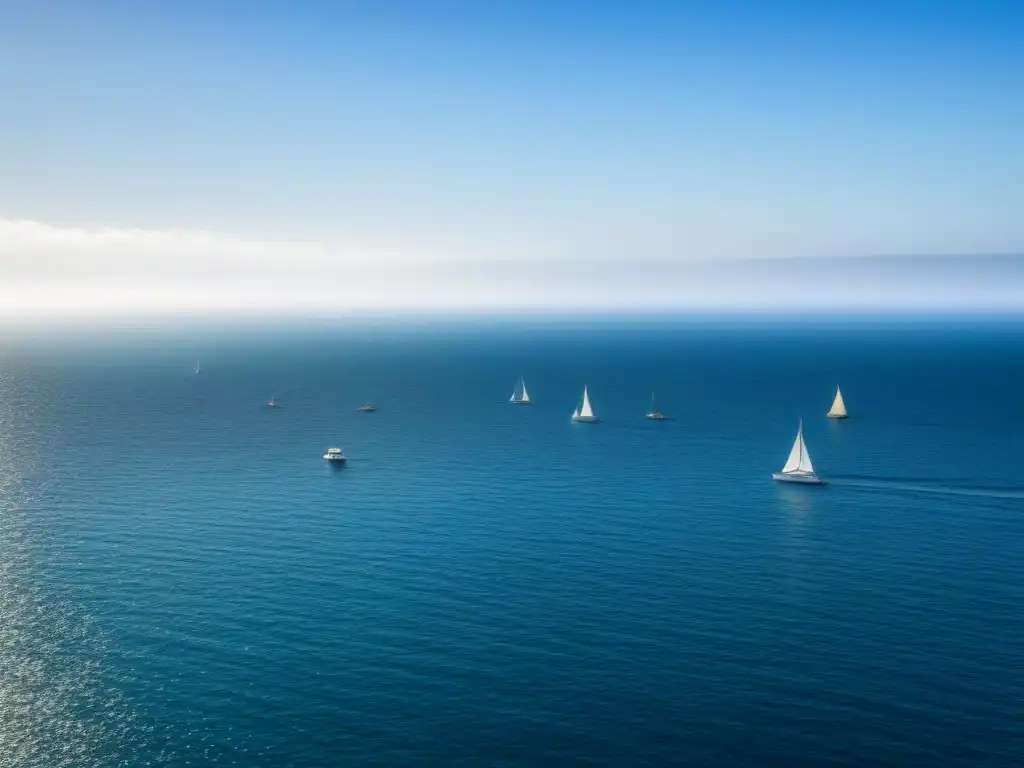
left=646, top=391, right=667, bottom=420
left=510, top=376, right=531, bottom=405
left=773, top=419, right=824, bottom=484
left=571, top=386, right=599, bottom=423
left=826, top=386, right=848, bottom=419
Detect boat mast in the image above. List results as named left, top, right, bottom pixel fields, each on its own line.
left=797, top=418, right=804, bottom=468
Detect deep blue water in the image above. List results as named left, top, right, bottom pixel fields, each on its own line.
left=1, top=318, right=1022, bottom=766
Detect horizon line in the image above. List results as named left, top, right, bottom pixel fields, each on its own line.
left=3, top=307, right=1024, bottom=328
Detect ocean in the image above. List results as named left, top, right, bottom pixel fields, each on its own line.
left=1, top=317, right=1022, bottom=766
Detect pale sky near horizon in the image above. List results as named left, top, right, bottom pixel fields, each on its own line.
left=1, top=1, right=1021, bottom=315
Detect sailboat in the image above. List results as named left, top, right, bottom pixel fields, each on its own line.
left=646, top=391, right=667, bottom=420
left=510, top=376, right=531, bottom=405
left=267, top=394, right=278, bottom=408
left=826, top=386, right=848, bottom=419
left=773, top=419, right=824, bottom=484
left=193, top=361, right=201, bottom=375
left=571, top=386, right=599, bottom=423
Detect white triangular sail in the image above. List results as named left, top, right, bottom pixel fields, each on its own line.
left=798, top=432, right=815, bottom=474
left=781, top=421, right=815, bottom=475
left=827, top=387, right=847, bottom=418
left=510, top=376, right=530, bottom=403
left=578, top=386, right=594, bottom=419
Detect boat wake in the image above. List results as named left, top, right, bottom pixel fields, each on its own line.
left=830, top=475, right=1024, bottom=500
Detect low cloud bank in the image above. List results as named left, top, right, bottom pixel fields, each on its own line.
left=1, top=218, right=1021, bottom=318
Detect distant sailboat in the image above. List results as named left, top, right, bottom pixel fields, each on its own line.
left=773, top=419, right=824, bottom=484
left=510, top=376, right=531, bottom=405
left=267, top=394, right=278, bottom=408
left=826, top=386, right=848, bottom=419
left=646, top=391, right=667, bottom=420
left=193, top=361, right=201, bottom=375
left=571, top=386, right=599, bottom=423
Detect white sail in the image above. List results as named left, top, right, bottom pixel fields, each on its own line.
left=511, top=377, right=530, bottom=403
left=798, top=432, right=815, bottom=474
left=781, top=422, right=815, bottom=475
left=579, top=386, right=594, bottom=419
left=781, top=433, right=803, bottom=473
left=827, top=387, right=847, bottom=417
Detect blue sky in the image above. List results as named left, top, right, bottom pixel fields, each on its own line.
left=0, top=1, right=1021, bottom=315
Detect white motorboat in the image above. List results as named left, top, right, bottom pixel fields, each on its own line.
left=323, top=447, right=347, bottom=465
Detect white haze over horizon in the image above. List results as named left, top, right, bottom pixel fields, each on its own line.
left=1, top=217, right=1022, bottom=321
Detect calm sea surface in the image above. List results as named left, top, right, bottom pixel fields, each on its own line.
left=1, top=318, right=1022, bottom=766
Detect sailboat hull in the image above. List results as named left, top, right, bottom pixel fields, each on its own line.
left=572, top=415, right=599, bottom=423
left=510, top=399, right=531, bottom=405
left=773, top=472, right=825, bottom=485
left=826, top=413, right=848, bottom=419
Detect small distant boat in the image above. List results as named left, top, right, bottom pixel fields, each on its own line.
left=193, top=361, right=201, bottom=375
left=646, top=391, right=667, bottom=420
left=773, top=419, right=824, bottom=484
left=826, top=386, right=848, bottom=419
left=267, top=394, right=278, bottom=408
left=357, top=404, right=376, bottom=413
left=571, top=386, right=599, bottom=423
left=510, top=376, right=531, bottom=405
left=323, top=447, right=346, bottom=465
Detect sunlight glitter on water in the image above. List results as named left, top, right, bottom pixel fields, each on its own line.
left=0, top=379, right=136, bottom=768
